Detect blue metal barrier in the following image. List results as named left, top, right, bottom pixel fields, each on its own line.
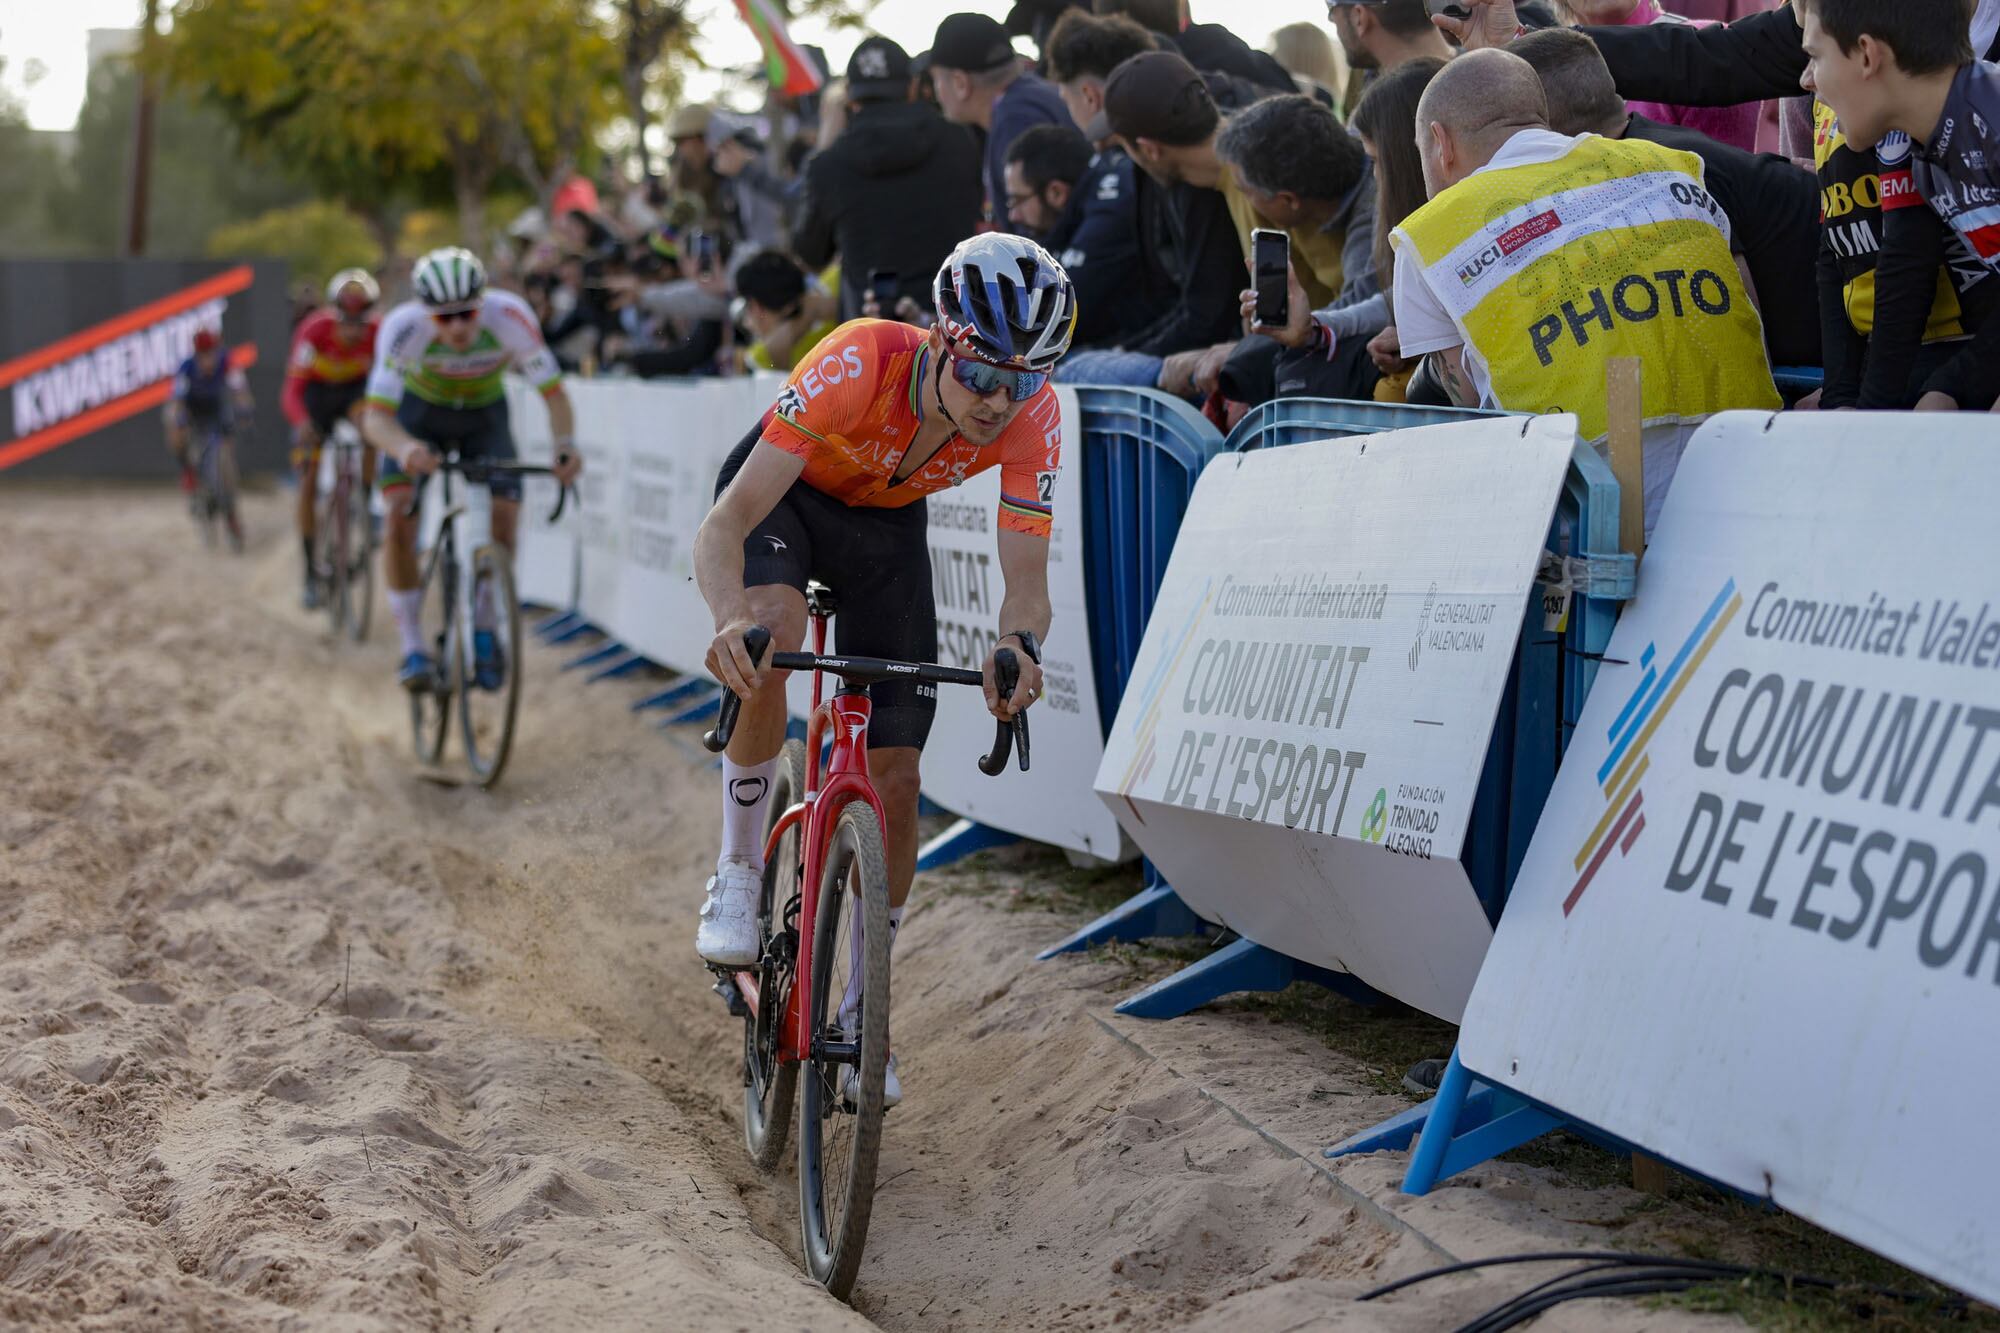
left=1118, top=398, right=1635, bottom=1019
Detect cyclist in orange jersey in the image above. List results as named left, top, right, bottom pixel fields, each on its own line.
left=692, top=234, right=1078, bottom=1107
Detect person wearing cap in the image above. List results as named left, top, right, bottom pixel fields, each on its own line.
left=1046, top=17, right=1251, bottom=389
left=793, top=36, right=985, bottom=323
left=1094, top=0, right=1298, bottom=96
left=1325, top=0, right=1454, bottom=118
left=1100, top=50, right=1367, bottom=401
left=930, top=12, right=1073, bottom=233
left=668, top=102, right=726, bottom=229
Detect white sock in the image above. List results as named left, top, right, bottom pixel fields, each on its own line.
left=473, top=574, right=497, bottom=631
left=719, top=756, right=777, bottom=872
left=389, top=589, right=424, bottom=656
left=840, top=906, right=906, bottom=1031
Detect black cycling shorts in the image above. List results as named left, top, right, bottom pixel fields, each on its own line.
left=378, top=397, right=521, bottom=501
left=716, top=427, right=937, bottom=752
left=302, top=379, right=366, bottom=438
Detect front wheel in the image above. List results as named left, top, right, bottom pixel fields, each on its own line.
left=457, top=545, right=522, bottom=788
left=409, top=538, right=454, bottom=766
left=797, top=799, right=890, bottom=1299
left=344, top=483, right=375, bottom=642
left=744, top=738, right=807, bottom=1170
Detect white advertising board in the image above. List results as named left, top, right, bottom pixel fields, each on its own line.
left=567, top=380, right=627, bottom=630
left=503, top=378, right=579, bottom=610
left=1461, top=412, right=2000, bottom=1305
left=916, top=387, right=1120, bottom=857
left=1094, top=417, right=1577, bottom=1020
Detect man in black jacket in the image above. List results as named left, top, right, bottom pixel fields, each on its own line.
left=792, top=37, right=986, bottom=323
left=1091, top=0, right=1296, bottom=94
left=1511, top=28, right=1821, bottom=368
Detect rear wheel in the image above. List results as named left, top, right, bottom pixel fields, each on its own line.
left=409, top=537, right=454, bottom=766
left=457, top=546, right=521, bottom=788
left=744, top=738, right=807, bottom=1170
left=797, top=799, right=890, bottom=1299
left=344, top=486, right=375, bottom=642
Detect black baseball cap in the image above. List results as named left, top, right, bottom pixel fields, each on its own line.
left=847, top=36, right=914, bottom=102
left=1103, top=50, right=1218, bottom=147
left=931, top=12, right=1018, bottom=72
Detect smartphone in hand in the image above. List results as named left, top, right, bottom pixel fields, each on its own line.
left=1252, top=229, right=1290, bottom=328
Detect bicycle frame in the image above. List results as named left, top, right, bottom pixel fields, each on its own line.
left=731, top=608, right=889, bottom=1067
left=422, top=465, right=495, bottom=679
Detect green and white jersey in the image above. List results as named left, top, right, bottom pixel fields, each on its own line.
left=365, top=289, right=561, bottom=411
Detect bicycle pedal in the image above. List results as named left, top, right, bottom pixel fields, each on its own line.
left=710, top=972, right=749, bottom=1018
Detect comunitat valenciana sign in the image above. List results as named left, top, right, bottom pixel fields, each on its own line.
left=1094, top=416, right=1578, bottom=1020
left=1461, top=412, right=2000, bottom=1306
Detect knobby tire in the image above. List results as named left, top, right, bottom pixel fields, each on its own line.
left=797, top=799, right=890, bottom=1300
left=744, top=738, right=806, bottom=1170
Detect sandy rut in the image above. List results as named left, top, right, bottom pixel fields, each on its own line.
left=0, top=487, right=1738, bottom=1332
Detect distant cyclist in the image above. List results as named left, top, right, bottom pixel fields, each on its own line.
left=693, top=233, right=1076, bottom=1107
left=164, top=326, right=253, bottom=544
left=287, top=268, right=382, bottom=608
left=361, top=247, right=583, bottom=691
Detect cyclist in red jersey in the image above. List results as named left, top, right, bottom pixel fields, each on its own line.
left=694, top=234, right=1078, bottom=1105
left=287, top=269, right=382, bottom=608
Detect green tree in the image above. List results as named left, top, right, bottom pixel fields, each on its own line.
left=0, top=44, right=70, bottom=254
left=160, top=0, right=622, bottom=249
left=206, top=199, right=380, bottom=286
left=46, top=57, right=308, bottom=258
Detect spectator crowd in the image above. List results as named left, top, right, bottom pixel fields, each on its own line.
left=476, top=0, right=2000, bottom=522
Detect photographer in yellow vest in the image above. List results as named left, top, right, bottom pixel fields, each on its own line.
left=1389, top=49, right=1779, bottom=537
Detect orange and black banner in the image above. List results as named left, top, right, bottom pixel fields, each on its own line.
left=0, top=260, right=291, bottom=479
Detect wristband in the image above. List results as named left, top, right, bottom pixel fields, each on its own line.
left=1312, top=320, right=1337, bottom=361
left=998, top=630, right=1043, bottom=665
left=554, top=435, right=576, bottom=453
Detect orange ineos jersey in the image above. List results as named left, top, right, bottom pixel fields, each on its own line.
left=759, top=320, right=1061, bottom=539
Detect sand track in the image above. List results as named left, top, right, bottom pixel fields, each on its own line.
left=0, top=487, right=1737, bottom=1332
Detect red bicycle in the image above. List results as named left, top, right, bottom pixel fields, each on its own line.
left=702, top=582, right=1028, bottom=1299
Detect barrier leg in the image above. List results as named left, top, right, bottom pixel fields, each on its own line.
left=544, top=618, right=601, bottom=645
left=563, top=641, right=630, bottom=672
left=915, top=819, right=1018, bottom=871
left=534, top=610, right=583, bottom=640
left=1036, top=872, right=1203, bottom=960
left=586, top=651, right=652, bottom=683
left=1400, top=1050, right=1562, bottom=1196
left=633, top=677, right=718, bottom=713
left=660, top=687, right=724, bottom=727
left=1112, top=937, right=1380, bottom=1020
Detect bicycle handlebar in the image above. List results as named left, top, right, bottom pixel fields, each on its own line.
left=701, top=628, right=1030, bottom=775
left=400, top=449, right=575, bottom=524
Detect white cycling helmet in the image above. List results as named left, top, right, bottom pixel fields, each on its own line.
left=933, top=233, right=1077, bottom=372
left=412, top=246, right=487, bottom=309
left=326, top=267, right=379, bottom=315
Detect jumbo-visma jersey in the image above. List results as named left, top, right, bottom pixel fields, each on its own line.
left=758, top=320, right=1062, bottom=539
left=1394, top=133, right=1779, bottom=440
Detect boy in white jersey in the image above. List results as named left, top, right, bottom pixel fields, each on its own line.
left=363, top=247, right=582, bottom=690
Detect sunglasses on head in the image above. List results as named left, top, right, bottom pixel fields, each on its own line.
left=946, top=345, right=1046, bottom=402
left=432, top=306, right=479, bottom=325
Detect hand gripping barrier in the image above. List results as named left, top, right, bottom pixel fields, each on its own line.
left=1099, top=397, right=1635, bottom=1022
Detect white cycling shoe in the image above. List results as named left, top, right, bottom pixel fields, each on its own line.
left=696, top=859, right=762, bottom=967
left=843, top=1052, right=901, bottom=1111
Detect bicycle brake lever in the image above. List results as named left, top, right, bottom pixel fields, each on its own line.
left=402, top=473, right=429, bottom=521
left=1011, top=708, right=1030, bottom=773
left=548, top=481, right=572, bottom=524
left=702, top=625, right=772, bottom=753
left=978, top=649, right=1020, bottom=776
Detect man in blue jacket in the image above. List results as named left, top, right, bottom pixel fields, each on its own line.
left=931, top=12, right=1074, bottom=232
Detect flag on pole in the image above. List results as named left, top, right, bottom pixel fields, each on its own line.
left=733, top=0, right=824, bottom=96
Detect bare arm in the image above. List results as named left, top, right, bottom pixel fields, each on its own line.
left=1427, top=345, right=1479, bottom=409
left=695, top=441, right=807, bottom=697
left=541, top=385, right=581, bottom=485
left=988, top=528, right=1052, bottom=719
left=362, top=403, right=424, bottom=469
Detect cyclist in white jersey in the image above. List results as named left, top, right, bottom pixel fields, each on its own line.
left=363, top=247, right=582, bottom=691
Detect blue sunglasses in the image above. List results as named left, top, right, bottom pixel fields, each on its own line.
left=946, top=346, right=1047, bottom=402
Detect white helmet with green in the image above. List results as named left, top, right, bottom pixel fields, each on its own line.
left=412, top=246, right=487, bottom=309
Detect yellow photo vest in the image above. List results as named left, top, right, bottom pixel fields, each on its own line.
left=1393, top=134, right=1779, bottom=440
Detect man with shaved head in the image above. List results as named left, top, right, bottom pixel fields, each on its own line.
left=1389, top=48, right=1779, bottom=537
